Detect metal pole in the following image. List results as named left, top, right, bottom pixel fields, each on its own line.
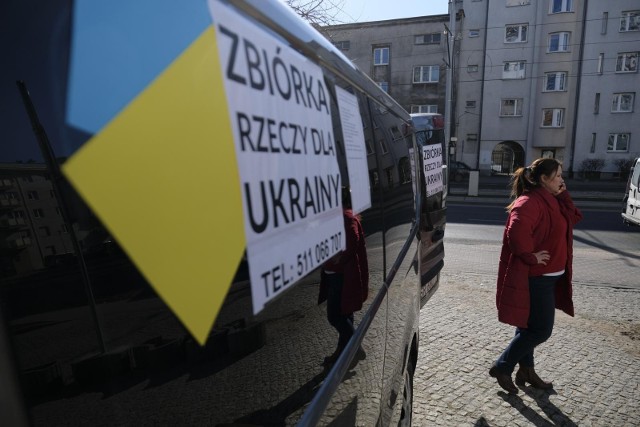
left=16, top=80, right=107, bottom=354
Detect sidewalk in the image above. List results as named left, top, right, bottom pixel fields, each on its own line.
left=413, top=241, right=640, bottom=426
left=448, top=175, right=626, bottom=209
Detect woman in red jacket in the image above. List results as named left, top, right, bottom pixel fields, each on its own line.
left=489, top=158, right=583, bottom=394
left=318, top=187, right=369, bottom=366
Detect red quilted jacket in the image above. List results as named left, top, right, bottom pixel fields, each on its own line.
left=496, top=187, right=583, bottom=328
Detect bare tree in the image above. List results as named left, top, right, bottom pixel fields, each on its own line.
left=285, top=0, right=346, bottom=26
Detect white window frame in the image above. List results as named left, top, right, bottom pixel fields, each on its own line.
left=597, top=53, right=604, bottom=74
left=333, top=40, right=350, bottom=51
left=616, top=52, right=638, bottom=73
left=543, top=72, right=567, bottom=91
left=500, top=98, right=523, bottom=117
left=410, top=104, right=438, bottom=114
left=611, top=93, right=635, bottom=113
left=373, top=47, right=389, bottom=65
left=413, top=65, right=440, bottom=83
left=414, top=33, right=441, bottom=45
left=541, top=108, right=564, bottom=128
left=607, top=133, right=630, bottom=152
left=503, top=61, right=526, bottom=79
left=550, top=0, right=572, bottom=14
left=620, top=11, right=640, bottom=32
left=379, top=139, right=389, bottom=155
left=548, top=32, right=570, bottom=52
left=506, top=0, right=530, bottom=6
left=505, top=24, right=528, bottom=43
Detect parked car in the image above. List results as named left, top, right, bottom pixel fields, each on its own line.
left=622, top=157, right=640, bottom=227
left=0, top=2, right=447, bottom=426
left=450, top=161, right=473, bottom=182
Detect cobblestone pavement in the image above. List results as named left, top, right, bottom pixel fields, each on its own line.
left=413, top=266, right=640, bottom=426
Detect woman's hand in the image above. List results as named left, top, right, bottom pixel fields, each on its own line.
left=533, top=250, right=550, bottom=265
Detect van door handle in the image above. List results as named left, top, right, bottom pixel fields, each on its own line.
left=432, top=228, right=445, bottom=242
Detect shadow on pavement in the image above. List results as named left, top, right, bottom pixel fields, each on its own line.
left=498, top=387, right=578, bottom=427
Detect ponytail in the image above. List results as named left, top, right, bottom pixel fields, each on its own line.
left=506, top=158, right=561, bottom=211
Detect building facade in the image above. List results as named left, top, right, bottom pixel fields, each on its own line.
left=322, top=0, right=640, bottom=177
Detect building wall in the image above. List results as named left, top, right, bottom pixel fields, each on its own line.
left=574, top=0, right=640, bottom=176
left=321, top=0, right=640, bottom=177
left=321, top=15, right=449, bottom=115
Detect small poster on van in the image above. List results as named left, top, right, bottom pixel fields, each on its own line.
left=335, top=86, right=371, bottom=214
left=422, top=143, right=444, bottom=197
left=210, top=0, right=345, bottom=314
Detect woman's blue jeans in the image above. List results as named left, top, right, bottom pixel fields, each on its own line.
left=495, top=275, right=560, bottom=374
left=325, top=273, right=355, bottom=352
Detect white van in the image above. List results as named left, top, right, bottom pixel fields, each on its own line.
left=622, top=157, right=640, bottom=227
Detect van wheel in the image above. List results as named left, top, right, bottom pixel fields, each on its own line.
left=398, top=361, right=414, bottom=427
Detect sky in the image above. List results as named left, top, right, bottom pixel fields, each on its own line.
left=335, top=0, right=450, bottom=23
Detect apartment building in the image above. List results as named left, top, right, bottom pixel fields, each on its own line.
left=321, top=14, right=449, bottom=115
left=322, top=0, right=640, bottom=177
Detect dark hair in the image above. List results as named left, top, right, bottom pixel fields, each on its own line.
left=342, top=186, right=352, bottom=209
left=507, top=158, right=562, bottom=211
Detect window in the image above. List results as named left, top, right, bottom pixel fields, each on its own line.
left=550, top=0, right=572, bottom=13
left=505, top=24, right=528, bottom=43
left=500, top=99, right=523, bottom=116
left=377, top=81, right=389, bottom=92
left=466, top=100, right=477, bottom=108
left=607, top=133, right=630, bottom=152
left=379, top=139, right=389, bottom=155
left=594, top=93, right=600, bottom=114
left=413, top=65, right=440, bottom=83
left=597, top=53, right=604, bottom=74
left=506, top=0, right=530, bottom=6
left=467, top=134, right=478, bottom=141
left=468, top=29, right=480, bottom=37
left=33, top=208, right=44, bottom=218
left=410, top=104, right=438, bottom=114
left=503, top=61, right=526, bottom=79
left=620, top=11, right=640, bottom=32
left=612, top=93, right=635, bottom=112
left=467, top=64, right=479, bottom=72
left=543, top=72, right=567, bottom=91
left=548, top=32, right=570, bottom=52
left=332, top=40, right=350, bottom=50
left=365, top=139, right=373, bottom=155
left=27, top=191, right=39, bottom=200
left=616, top=52, right=638, bottom=72
left=61, top=224, right=69, bottom=233
left=373, top=47, right=389, bottom=65
left=541, top=108, right=564, bottom=127
left=602, top=12, right=608, bottom=34
left=39, top=226, right=51, bottom=237
left=414, top=33, right=441, bottom=44
left=390, top=126, right=403, bottom=141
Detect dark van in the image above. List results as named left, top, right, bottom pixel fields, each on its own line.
left=0, top=1, right=446, bottom=425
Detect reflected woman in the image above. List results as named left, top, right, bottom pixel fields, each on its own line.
left=318, top=187, right=369, bottom=366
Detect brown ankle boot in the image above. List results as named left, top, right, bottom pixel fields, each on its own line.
left=515, top=366, right=553, bottom=389
left=489, top=364, right=518, bottom=394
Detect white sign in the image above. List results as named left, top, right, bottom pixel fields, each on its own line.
left=422, top=143, right=444, bottom=197
left=335, top=87, right=371, bottom=214
left=209, top=1, right=345, bottom=314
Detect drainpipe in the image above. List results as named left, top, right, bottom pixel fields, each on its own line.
left=569, top=0, right=588, bottom=177
left=475, top=0, right=489, bottom=171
